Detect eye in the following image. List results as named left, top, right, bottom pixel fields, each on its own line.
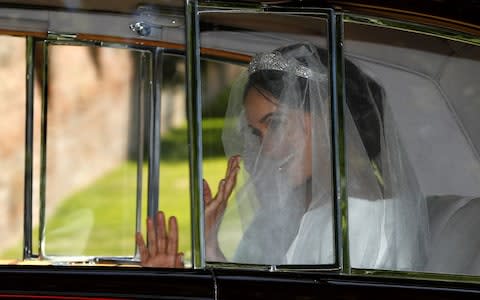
left=268, top=118, right=281, bottom=131
left=267, top=113, right=286, bottom=132
left=250, top=127, right=263, bottom=139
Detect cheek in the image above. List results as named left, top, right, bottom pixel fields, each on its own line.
left=266, top=118, right=308, bottom=160
left=289, top=127, right=313, bottom=183
left=267, top=125, right=301, bottom=158
left=284, top=119, right=309, bottom=150
left=274, top=112, right=314, bottom=186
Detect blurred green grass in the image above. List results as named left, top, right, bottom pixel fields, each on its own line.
left=162, top=118, right=226, bottom=160
left=1, top=118, right=235, bottom=262
left=1, top=158, right=229, bottom=261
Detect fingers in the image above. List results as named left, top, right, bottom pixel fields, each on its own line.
left=203, top=179, right=213, bottom=205
left=224, top=155, right=240, bottom=183
left=166, top=216, right=179, bottom=257
left=224, top=157, right=240, bottom=200
left=225, top=155, right=235, bottom=178
left=156, top=211, right=168, bottom=254
left=226, top=155, right=240, bottom=183
left=146, top=217, right=157, bottom=257
left=136, top=232, right=148, bottom=264
left=138, top=211, right=184, bottom=268
left=212, top=156, right=240, bottom=209
left=204, top=181, right=222, bottom=236
left=218, top=178, right=226, bottom=198
left=175, top=252, right=184, bottom=268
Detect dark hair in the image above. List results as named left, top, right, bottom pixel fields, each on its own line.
left=244, top=70, right=312, bottom=113
left=244, top=43, right=384, bottom=161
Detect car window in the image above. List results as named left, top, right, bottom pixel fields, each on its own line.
left=0, top=39, right=190, bottom=266
left=39, top=44, right=144, bottom=259
left=199, top=11, right=335, bottom=267
left=0, top=0, right=194, bottom=266
left=156, top=54, right=191, bottom=266
left=344, top=20, right=480, bottom=275
left=0, top=35, right=27, bottom=262
left=3, top=1, right=479, bottom=279
left=20, top=44, right=190, bottom=264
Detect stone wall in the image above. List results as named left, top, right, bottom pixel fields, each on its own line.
left=45, top=45, right=133, bottom=214
left=0, top=36, right=27, bottom=253
left=0, top=37, right=238, bottom=258
left=0, top=39, right=136, bottom=256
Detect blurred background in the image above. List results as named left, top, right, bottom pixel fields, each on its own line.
left=0, top=36, right=243, bottom=263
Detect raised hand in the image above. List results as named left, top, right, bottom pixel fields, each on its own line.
left=204, top=155, right=241, bottom=261
left=136, top=211, right=184, bottom=268
left=136, top=156, right=240, bottom=265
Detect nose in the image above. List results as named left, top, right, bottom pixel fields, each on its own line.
left=259, top=132, right=281, bottom=158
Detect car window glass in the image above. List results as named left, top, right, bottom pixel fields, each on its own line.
left=0, top=41, right=190, bottom=266
left=40, top=45, right=141, bottom=258
left=200, top=12, right=334, bottom=266
left=0, top=2, right=191, bottom=267
left=0, top=36, right=26, bottom=262
left=157, top=54, right=191, bottom=266
left=344, top=21, right=480, bottom=275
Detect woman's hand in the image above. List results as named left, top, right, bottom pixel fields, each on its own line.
left=136, top=211, right=184, bottom=268
left=204, top=155, right=241, bottom=260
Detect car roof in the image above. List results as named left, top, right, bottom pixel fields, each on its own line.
left=0, top=0, right=478, bottom=33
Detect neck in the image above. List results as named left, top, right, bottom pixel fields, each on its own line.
left=293, top=177, right=313, bottom=212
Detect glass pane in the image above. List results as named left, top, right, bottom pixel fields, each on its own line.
left=157, top=54, right=191, bottom=266
left=201, top=59, right=246, bottom=260
left=0, top=36, right=26, bottom=262
left=200, top=12, right=334, bottom=265
left=344, top=22, right=480, bottom=275
left=42, top=45, right=147, bottom=258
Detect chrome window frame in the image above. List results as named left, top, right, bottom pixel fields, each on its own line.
left=343, top=13, right=480, bottom=283
left=0, top=4, right=191, bottom=267
left=344, top=14, right=480, bottom=47
left=3, top=0, right=480, bottom=284
left=22, top=35, right=168, bottom=264
left=195, top=1, right=348, bottom=273
left=186, top=0, right=204, bottom=269
left=23, top=36, right=35, bottom=259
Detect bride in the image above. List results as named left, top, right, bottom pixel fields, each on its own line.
left=136, top=42, right=429, bottom=270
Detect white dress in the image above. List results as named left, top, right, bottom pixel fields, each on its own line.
left=285, top=197, right=423, bottom=270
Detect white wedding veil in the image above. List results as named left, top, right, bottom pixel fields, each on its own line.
left=216, top=42, right=429, bottom=269
left=344, top=58, right=429, bottom=270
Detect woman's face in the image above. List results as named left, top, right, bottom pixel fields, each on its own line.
left=244, top=87, right=312, bottom=186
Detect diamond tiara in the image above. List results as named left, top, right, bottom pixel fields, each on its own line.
left=248, top=51, right=326, bottom=80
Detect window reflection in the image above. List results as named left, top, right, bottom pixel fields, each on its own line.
left=345, top=22, right=480, bottom=275
left=0, top=36, right=26, bottom=261
left=200, top=13, right=334, bottom=266
left=157, top=55, right=191, bottom=265
left=43, top=45, right=138, bottom=257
